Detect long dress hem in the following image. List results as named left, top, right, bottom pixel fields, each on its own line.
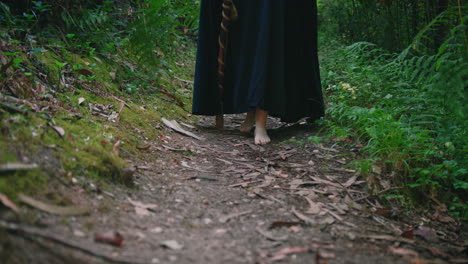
left=192, top=0, right=325, bottom=123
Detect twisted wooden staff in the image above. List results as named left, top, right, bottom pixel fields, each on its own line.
left=217, top=0, right=237, bottom=118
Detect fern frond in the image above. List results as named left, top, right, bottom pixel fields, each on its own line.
left=128, top=0, right=174, bottom=71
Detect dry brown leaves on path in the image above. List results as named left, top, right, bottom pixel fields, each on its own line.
left=1, top=115, right=465, bottom=264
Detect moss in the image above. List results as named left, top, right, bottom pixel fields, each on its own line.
left=0, top=32, right=198, bottom=197
left=0, top=169, right=49, bottom=200
left=0, top=141, right=17, bottom=164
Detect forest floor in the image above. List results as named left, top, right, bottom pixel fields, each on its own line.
left=1, top=114, right=466, bottom=264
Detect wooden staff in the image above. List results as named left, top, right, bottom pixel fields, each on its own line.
left=216, top=0, right=237, bottom=128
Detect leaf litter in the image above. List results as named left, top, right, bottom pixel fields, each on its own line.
left=94, top=231, right=124, bottom=247
left=13, top=114, right=465, bottom=263
left=0, top=193, right=19, bottom=213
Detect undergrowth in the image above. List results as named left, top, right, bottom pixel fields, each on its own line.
left=0, top=0, right=198, bottom=198
left=319, top=7, right=467, bottom=218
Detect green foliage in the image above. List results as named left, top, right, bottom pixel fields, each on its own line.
left=320, top=8, right=467, bottom=217
left=318, top=0, right=460, bottom=52
left=0, top=0, right=198, bottom=199
left=128, top=0, right=200, bottom=70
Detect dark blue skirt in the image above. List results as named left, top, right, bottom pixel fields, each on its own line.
left=192, top=0, right=324, bottom=123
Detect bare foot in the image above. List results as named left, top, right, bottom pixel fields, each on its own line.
left=255, top=126, right=271, bottom=145
left=240, top=111, right=255, bottom=133
left=215, top=114, right=224, bottom=130
left=254, top=108, right=271, bottom=145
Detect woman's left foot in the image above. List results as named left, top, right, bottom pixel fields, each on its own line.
left=240, top=111, right=255, bottom=133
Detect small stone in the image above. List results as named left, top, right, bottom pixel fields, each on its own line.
left=161, top=240, right=183, bottom=250
left=214, top=228, right=227, bottom=235
left=346, top=232, right=356, bottom=240
left=203, top=218, right=213, bottom=225
left=151, top=227, right=163, bottom=233
left=73, top=230, right=86, bottom=237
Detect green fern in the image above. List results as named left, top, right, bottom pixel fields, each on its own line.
left=60, top=8, right=110, bottom=32
left=127, top=0, right=175, bottom=71
left=321, top=6, right=468, bottom=217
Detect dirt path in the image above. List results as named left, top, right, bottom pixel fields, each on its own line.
left=1, top=115, right=465, bottom=264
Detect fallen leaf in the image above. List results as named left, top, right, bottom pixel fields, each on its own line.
left=290, top=226, right=301, bottom=233
left=372, top=165, right=382, bottom=175
left=401, top=229, right=415, bottom=240
left=219, top=210, right=252, bottom=223
left=414, top=227, right=438, bottom=242
left=51, top=126, right=65, bottom=137
left=309, top=176, right=342, bottom=189
left=185, top=175, right=218, bottom=181
left=73, top=229, right=86, bottom=237
left=18, top=194, right=90, bottom=216
left=243, top=172, right=261, bottom=180
left=150, top=227, right=163, bottom=233
left=270, top=246, right=310, bottom=261
left=269, top=221, right=304, bottom=229
left=357, top=234, right=415, bottom=244
left=0, top=193, right=19, bottom=213
left=292, top=207, right=316, bottom=225
left=253, top=191, right=285, bottom=204
left=246, top=142, right=265, bottom=152
left=432, top=205, right=456, bottom=224
left=290, top=179, right=305, bottom=190
left=214, top=228, right=227, bottom=235
left=229, top=180, right=262, bottom=188
left=160, top=240, right=183, bottom=250
left=304, top=197, right=321, bottom=215
left=330, top=202, right=348, bottom=214
left=310, top=240, right=336, bottom=250
left=256, top=176, right=274, bottom=188
left=94, top=231, right=124, bottom=247
left=388, top=246, right=418, bottom=258
left=108, top=111, right=120, bottom=122
left=318, top=251, right=336, bottom=259
left=344, top=174, right=358, bottom=187
left=320, top=216, right=336, bottom=225
left=112, top=140, right=121, bottom=156
left=162, top=118, right=204, bottom=140
left=374, top=208, right=391, bottom=217
left=136, top=145, right=151, bottom=151
left=117, top=101, right=125, bottom=114
left=425, top=247, right=448, bottom=258
left=112, top=96, right=132, bottom=110
left=256, top=227, right=288, bottom=241
left=319, top=144, right=339, bottom=153
left=78, top=97, right=85, bottom=105
left=128, top=198, right=157, bottom=216
left=0, top=163, right=38, bottom=171
left=76, top=69, right=93, bottom=77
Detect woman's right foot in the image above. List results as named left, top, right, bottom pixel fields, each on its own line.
left=254, top=126, right=271, bottom=145
left=254, top=108, right=270, bottom=145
